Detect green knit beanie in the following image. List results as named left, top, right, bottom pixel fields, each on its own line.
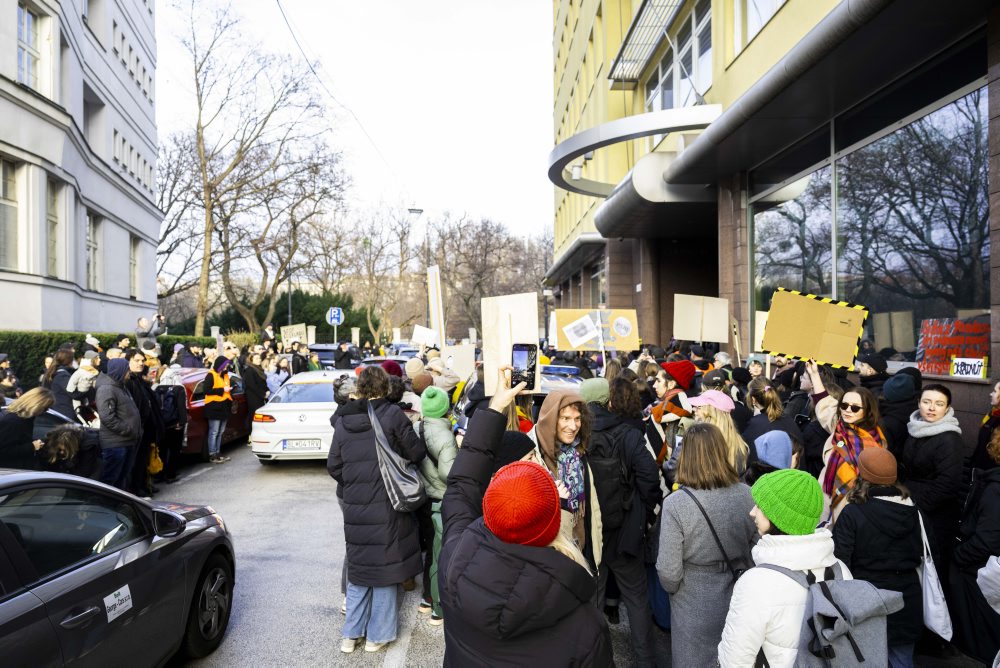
left=750, top=469, right=823, bottom=536
left=421, top=386, right=449, bottom=419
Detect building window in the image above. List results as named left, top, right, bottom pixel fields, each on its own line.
left=750, top=87, right=989, bottom=373
left=129, top=235, right=139, bottom=299
left=0, top=160, right=17, bottom=271
left=734, top=0, right=785, bottom=54
left=17, top=3, right=40, bottom=90
left=86, top=213, right=99, bottom=291
left=644, top=0, right=712, bottom=115
left=46, top=179, right=60, bottom=278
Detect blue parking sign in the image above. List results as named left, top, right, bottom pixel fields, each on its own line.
left=326, top=307, right=344, bottom=326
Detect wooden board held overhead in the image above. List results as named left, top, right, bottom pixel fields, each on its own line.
left=760, top=288, right=868, bottom=370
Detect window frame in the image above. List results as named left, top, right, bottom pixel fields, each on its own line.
left=129, top=235, right=139, bottom=299
left=17, top=2, right=41, bottom=90
left=46, top=179, right=60, bottom=278
left=643, top=2, right=713, bottom=117
left=0, top=159, right=18, bottom=272
left=86, top=212, right=99, bottom=291
left=733, top=0, right=786, bottom=55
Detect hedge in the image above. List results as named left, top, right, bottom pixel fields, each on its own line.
left=0, top=331, right=216, bottom=390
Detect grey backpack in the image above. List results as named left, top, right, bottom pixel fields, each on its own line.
left=755, top=563, right=904, bottom=667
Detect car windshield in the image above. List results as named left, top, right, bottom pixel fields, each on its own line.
left=269, top=383, right=335, bottom=404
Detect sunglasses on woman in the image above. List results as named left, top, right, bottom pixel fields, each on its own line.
left=840, top=402, right=863, bottom=413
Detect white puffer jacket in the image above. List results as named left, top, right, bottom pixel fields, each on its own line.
left=718, top=529, right=852, bottom=668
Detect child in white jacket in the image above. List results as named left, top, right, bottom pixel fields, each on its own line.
left=718, top=469, right=852, bottom=667
left=67, top=352, right=100, bottom=425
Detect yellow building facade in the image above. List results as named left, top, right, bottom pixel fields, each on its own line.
left=547, top=0, right=999, bottom=432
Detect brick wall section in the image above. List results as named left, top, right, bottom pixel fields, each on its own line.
left=990, top=7, right=1000, bottom=378
left=718, top=173, right=751, bottom=360
left=606, top=239, right=633, bottom=309
left=634, top=239, right=661, bottom=345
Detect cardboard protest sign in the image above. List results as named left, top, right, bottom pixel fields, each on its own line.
left=673, top=295, right=729, bottom=343
left=916, top=316, right=990, bottom=376
left=442, top=344, right=476, bottom=381
left=280, top=324, right=308, bottom=344
left=392, top=328, right=401, bottom=343
left=753, top=311, right=768, bottom=352
left=482, top=292, right=540, bottom=396
left=411, top=325, right=439, bottom=347
left=553, top=309, right=641, bottom=352
left=950, top=357, right=988, bottom=379
left=351, top=327, right=360, bottom=347
left=760, top=288, right=868, bottom=370
left=871, top=311, right=916, bottom=353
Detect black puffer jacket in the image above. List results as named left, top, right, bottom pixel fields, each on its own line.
left=327, top=398, right=425, bottom=587
left=900, top=425, right=964, bottom=557
left=43, top=366, right=76, bottom=421
left=833, top=488, right=923, bottom=645
left=588, top=404, right=661, bottom=560
left=879, top=397, right=918, bottom=458
left=801, top=419, right=829, bottom=478
left=94, top=373, right=141, bottom=450
left=742, top=414, right=801, bottom=456
left=440, top=407, right=612, bottom=667
left=953, top=466, right=1000, bottom=573
left=0, top=412, right=38, bottom=469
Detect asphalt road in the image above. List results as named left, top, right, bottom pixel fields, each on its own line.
left=160, top=440, right=668, bottom=667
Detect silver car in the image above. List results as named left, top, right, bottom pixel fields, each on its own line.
left=0, top=470, right=235, bottom=665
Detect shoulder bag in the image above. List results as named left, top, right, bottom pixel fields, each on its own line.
left=369, top=402, right=426, bottom=512
left=680, top=486, right=748, bottom=581
left=917, top=510, right=952, bottom=640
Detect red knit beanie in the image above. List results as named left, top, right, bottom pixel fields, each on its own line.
left=661, top=360, right=696, bottom=391
left=483, top=461, right=561, bottom=547
left=380, top=360, right=403, bottom=377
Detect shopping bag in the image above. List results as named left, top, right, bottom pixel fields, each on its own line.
left=917, top=511, right=953, bottom=640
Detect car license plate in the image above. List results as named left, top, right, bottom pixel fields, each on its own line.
left=283, top=439, right=321, bottom=451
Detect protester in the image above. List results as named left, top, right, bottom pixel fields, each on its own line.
left=879, top=373, right=920, bottom=457
left=820, top=386, right=886, bottom=523
left=290, top=341, right=308, bottom=374
left=154, top=366, right=188, bottom=484
left=41, top=349, right=77, bottom=422
left=0, top=388, right=54, bottom=469
left=947, top=425, right=1000, bottom=664
left=203, top=356, right=234, bottom=464
left=426, top=358, right=461, bottom=393
left=67, top=351, right=101, bottom=424
left=900, top=383, right=963, bottom=561
left=180, top=343, right=204, bottom=368
left=656, top=422, right=756, bottom=665
left=975, top=556, right=1000, bottom=668
left=328, top=366, right=426, bottom=654
left=969, top=378, right=1000, bottom=471
left=438, top=370, right=612, bottom=665
left=703, top=368, right=751, bottom=432
left=832, top=448, right=923, bottom=667
left=260, top=323, right=276, bottom=348
left=585, top=377, right=660, bottom=668
left=334, top=342, right=353, bottom=370
left=857, top=353, right=890, bottom=398
left=525, top=389, right=603, bottom=571
left=415, top=385, right=458, bottom=626
left=95, top=358, right=141, bottom=489
left=242, top=352, right=268, bottom=423
left=646, top=364, right=694, bottom=465
left=135, top=313, right=167, bottom=350
left=742, top=431, right=796, bottom=485
left=742, top=377, right=801, bottom=447
left=689, top=389, right=748, bottom=476
left=718, top=469, right=848, bottom=666
left=37, top=423, right=102, bottom=479
left=266, top=357, right=291, bottom=395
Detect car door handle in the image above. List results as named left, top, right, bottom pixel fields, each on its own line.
left=60, top=606, right=101, bottom=629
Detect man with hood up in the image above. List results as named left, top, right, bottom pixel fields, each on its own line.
left=95, top=358, right=141, bottom=489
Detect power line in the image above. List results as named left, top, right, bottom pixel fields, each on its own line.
left=274, top=0, right=401, bottom=185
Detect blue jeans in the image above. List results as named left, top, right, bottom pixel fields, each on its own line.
left=100, top=447, right=129, bottom=489
left=342, top=583, right=398, bottom=643
left=206, top=419, right=226, bottom=457
left=888, top=644, right=915, bottom=668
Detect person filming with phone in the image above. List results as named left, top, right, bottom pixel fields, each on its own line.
left=439, top=367, right=612, bottom=666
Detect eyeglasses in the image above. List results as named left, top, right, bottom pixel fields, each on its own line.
left=840, top=402, right=863, bottom=413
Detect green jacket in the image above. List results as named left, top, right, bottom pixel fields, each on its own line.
left=417, top=416, right=458, bottom=500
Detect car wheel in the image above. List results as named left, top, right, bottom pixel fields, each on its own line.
left=182, top=553, right=234, bottom=659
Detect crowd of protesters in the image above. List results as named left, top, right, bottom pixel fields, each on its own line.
left=327, top=341, right=1000, bottom=667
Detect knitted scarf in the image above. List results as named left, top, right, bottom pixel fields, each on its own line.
left=823, top=419, right=886, bottom=512
left=651, top=388, right=690, bottom=423
left=981, top=406, right=1000, bottom=427
left=556, top=442, right=585, bottom=512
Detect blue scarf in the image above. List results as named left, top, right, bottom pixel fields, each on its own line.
left=557, top=442, right=585, bottom=512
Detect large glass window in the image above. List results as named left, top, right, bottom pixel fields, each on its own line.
left=643, top=2, right=712, bottom=115
left=750, top=87, right=990, bottom=373
left=734, top=0, right=785, bottom=54
left=86, top=213, right=99, bottom=291
left=17, top=3, right=40, bottom=90
left=129, top=235, right=139, bottom=298
left=0, top=160, right=17, bottom=271
left=47, top=179, right=59, bottom=278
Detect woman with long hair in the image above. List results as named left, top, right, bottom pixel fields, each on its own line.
left=820, top=386, right=887, bottom=523
left=0, top=387, right=55, bottom=469
left=41, top=348, right=77, bottom=422
left=741, top=376, right=801, bottom=446
left=329, top=365, right=425, bottom=653
left=833, top=448, right=922, bottom=667
left=266, top=356, right=291, bottom=396
left=690, top=390, right=749, bottom=476
left=657, top=422, right=757, bottom=667
left=603, top=357, right=623, bottom=384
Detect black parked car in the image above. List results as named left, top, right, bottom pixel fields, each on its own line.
left=0, top=470, right=235, bottom=664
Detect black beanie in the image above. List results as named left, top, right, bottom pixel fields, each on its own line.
left=493, top=430, right=536, bottom=474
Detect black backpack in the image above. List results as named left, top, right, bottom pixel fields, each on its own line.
left=156, top=385, right=181, bottom=428
left=587, top=423, right=634, bottom=531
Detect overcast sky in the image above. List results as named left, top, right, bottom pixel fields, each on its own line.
left=155, top=0, right=555, bottom=237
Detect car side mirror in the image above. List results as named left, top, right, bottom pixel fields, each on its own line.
left=153, top=508, right=187, bottom=538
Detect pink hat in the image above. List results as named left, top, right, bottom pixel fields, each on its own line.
left=688, top=389, right=735, bottom=412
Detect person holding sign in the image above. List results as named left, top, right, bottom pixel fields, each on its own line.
left=819, top=387, right=887, bottom=523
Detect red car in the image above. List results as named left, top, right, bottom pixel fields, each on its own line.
left=176, top=368, right=251, bottom=460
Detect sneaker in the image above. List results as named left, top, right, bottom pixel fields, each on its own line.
left=429, top=614, right=444, bottom=626
left=210, top=456, right=223, bottom=464
left=418, top=599, right=432, bottom=614
left=340, top=638, right=359, bottom=653
left=341, top=600, right=347, bottom=614
left=364, top=640, right=389, bottom=652
left=218, top=454, right=232, bottom=462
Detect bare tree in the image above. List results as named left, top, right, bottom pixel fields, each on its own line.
left=179, top=1, right=332, bottom=334
left=298, top=210, right=351, bottom=295
left=156, top=133, right=203, bottom=299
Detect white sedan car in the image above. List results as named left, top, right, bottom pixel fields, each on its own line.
left=250, top=370, right=349, bottom=463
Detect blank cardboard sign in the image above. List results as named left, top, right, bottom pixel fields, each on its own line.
left=482, top=292, right=540, bottom=396
left=761, top=289, right=868, bottom=369
left=673, top=295, right=730, bottom=343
